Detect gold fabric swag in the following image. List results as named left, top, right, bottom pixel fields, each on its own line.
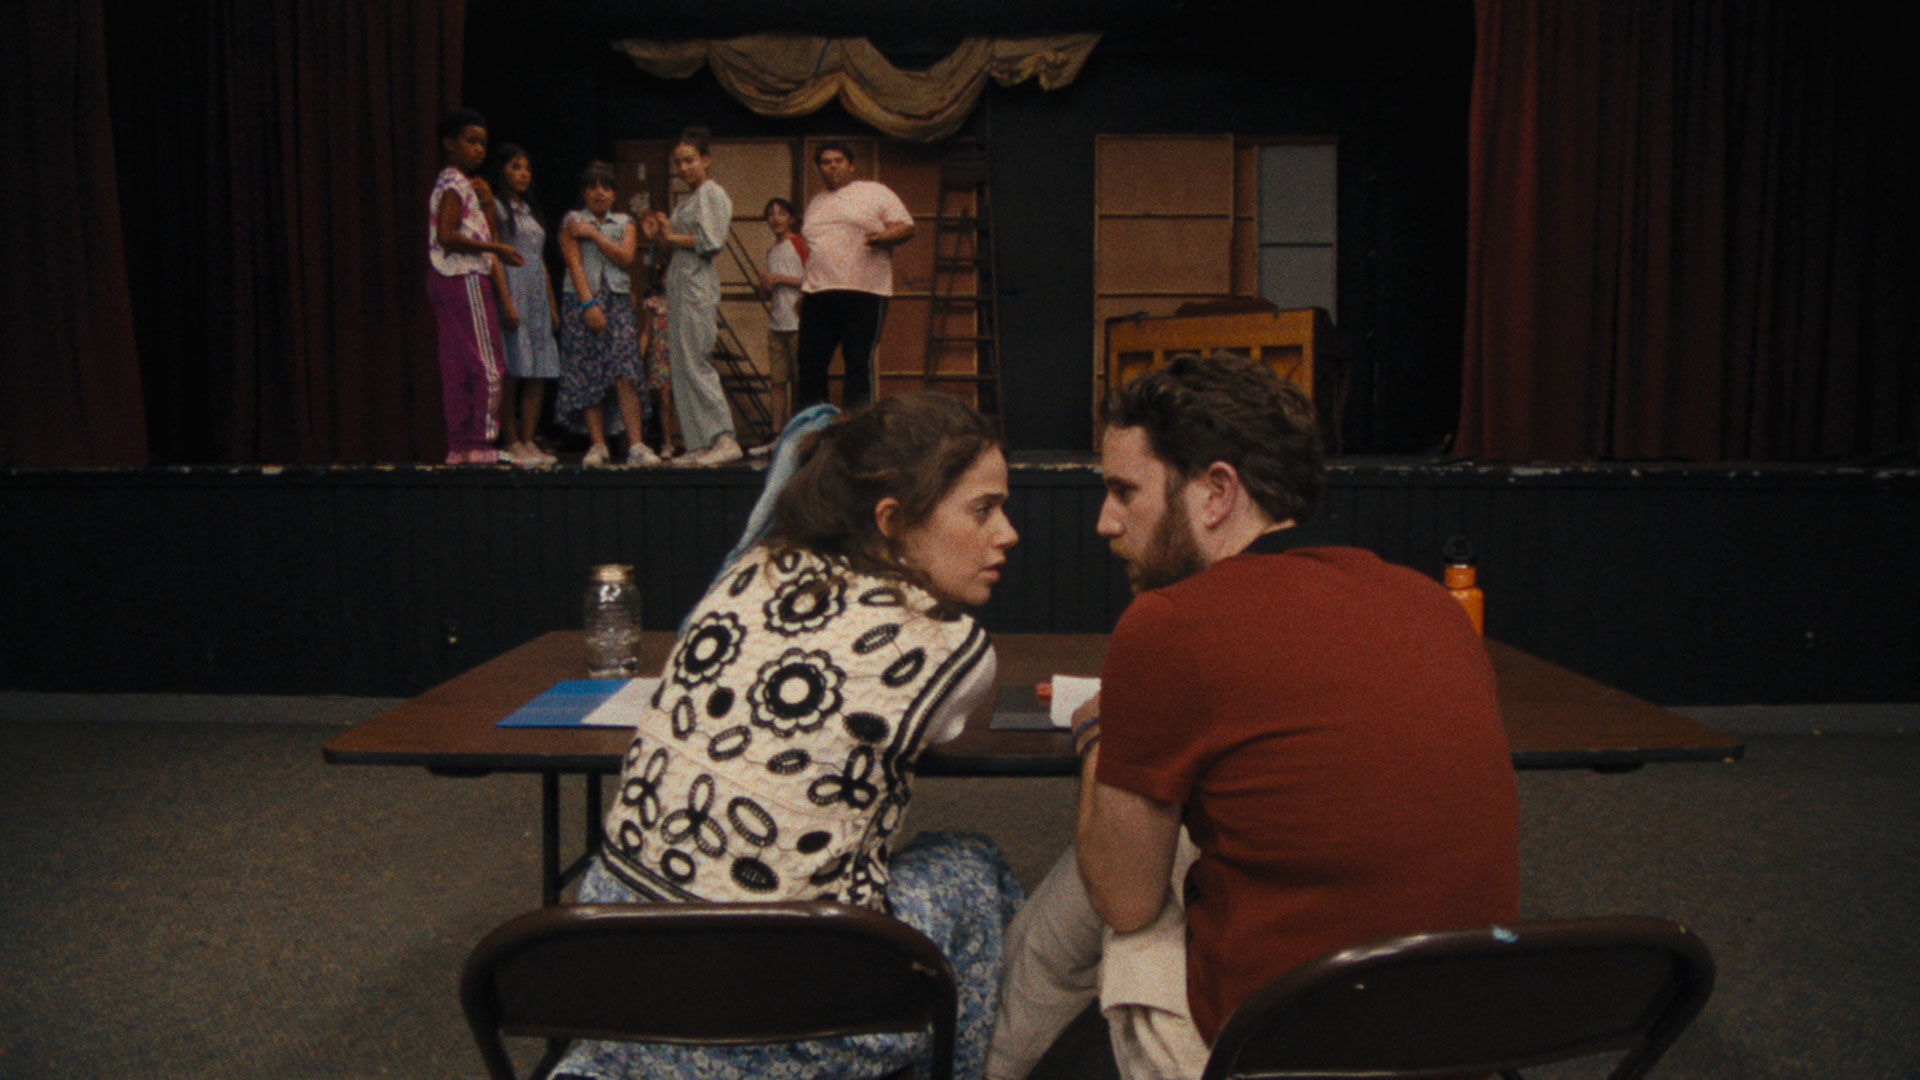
left=611, top=33, right=1101, bottom=141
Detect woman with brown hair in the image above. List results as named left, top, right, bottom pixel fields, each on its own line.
left=553, top=391, right=1024, bottom=1080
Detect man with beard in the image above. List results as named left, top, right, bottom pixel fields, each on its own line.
left=987, top=353, right=1520, bottom=1080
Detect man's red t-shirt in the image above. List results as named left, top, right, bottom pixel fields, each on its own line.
left=1096, top=527, right=1520, bottom=1043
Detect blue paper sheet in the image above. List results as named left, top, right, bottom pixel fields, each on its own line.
left=497, top=678, right=634, bottom=728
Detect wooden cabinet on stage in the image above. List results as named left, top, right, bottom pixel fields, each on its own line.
left=1101, top=305, right=1350, bottom=452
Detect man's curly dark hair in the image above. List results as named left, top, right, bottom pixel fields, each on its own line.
left=1102, top=351, right=1324, bottom=524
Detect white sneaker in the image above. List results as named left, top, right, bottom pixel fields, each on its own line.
left=626, top=443, right=661, bottom=466
left=582, top=443, right=611, bottom=467
left=692, top=435, right=743, bottom=468
left=508, top=443, right=553, bottom=468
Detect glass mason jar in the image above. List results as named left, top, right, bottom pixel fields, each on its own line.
left=583, top=563, right=641, bottom=678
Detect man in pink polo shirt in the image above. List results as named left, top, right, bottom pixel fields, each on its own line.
left=795, top=141, right=915, bottom=409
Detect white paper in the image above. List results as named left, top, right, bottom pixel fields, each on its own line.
left=1049, top=675, right=1102, bottom=729
left=579, top=677, right=663, bottom=727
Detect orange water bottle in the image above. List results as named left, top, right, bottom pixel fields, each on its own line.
left=1442, top=536, right=1484, bottom=636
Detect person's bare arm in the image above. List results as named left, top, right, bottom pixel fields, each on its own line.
left=435, top=190, right=522, bottom=265
left=1071, top=695, right=1183, bottom=933
left=568, top=216, right=640, bottom=269
left=865, top=219, right=915, bottom=248
left=557, top=221, right=605, bottom=334
left=490, top=256, right=519, bottom=331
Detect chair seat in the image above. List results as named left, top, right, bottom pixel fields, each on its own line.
left=1199, top=916, right=1714, bottom=1080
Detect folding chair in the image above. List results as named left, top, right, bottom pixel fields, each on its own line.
left=1199, top=916, right=1714, bottom=1080
left=460, top=900, right=958, bottom=1080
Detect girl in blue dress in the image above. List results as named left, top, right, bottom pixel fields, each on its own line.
left=485, top=144, right=561, bottom=466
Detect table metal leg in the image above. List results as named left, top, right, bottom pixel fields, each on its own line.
left=541, top=772, right=561, bottom=907
left=585, top=773, right=603, bottom=854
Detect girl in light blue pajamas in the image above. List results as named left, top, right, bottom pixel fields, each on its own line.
left=643, top=126, right=741, bottom=466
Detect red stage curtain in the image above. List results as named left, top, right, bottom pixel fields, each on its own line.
left=1460, top=0, right=1917, bottom=461
left=105, top=0, right=465, bottom=464
left=0, top=2, right=149, bottom=467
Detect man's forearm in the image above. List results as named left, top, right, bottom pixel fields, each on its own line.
left=1075, top=743, right=1181, bottom=933
left=867, top=221, right=915, bottom=247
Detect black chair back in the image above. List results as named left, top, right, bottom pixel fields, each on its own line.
left=461, top=901, right=958, bottom=1080
left=1200, top=916, right=1714, bottom=1080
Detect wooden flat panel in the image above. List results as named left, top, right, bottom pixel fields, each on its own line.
left=705, top=139, right=794, bottom=226
left=872, top=143, right=943, bottom=296
left=879, top=296, right=931, bottom=380
left=1095, top=134, right=1234, bottom=214
left=1094, top=217, right=1234, bottom=295
left=614, top=140, right=671, bottom=221
left=719, top=298, right=771, bottom=381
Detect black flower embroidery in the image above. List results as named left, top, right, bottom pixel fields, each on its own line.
left=808, top=746, right=878, bottom=809
left=766, top=748, right=812, bottom=775
left=611, top=820, right=645, bottom=859
left=660, top=773, right=727, bottom=857
left=707, top=725, right=751, bottom=762
left=845, top=851, right=887, bottom=905
left=670, top=697, right=697, bottom=739
left=726, top=562, right=758, bottom=597
left=748, top=648, right=845, bottom=737
left=726, top=796, right=778, bottom=847
left=618, top=746, right=668, bottom=828
left=660, top=848, right=696, bottom=884
left=764, top=569, right=845, bottom=637
left=851, top=623, right=900, bottom=654
left=881, top=647, right=926, bottom=688
left=871, top=789, right=910, bottom=840
left=731, top=856, right=779, bottom=892
left=673, top=611, right=745, bottom=688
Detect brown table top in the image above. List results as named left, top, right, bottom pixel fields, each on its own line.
left=324, top=631, right=1742, bottom=777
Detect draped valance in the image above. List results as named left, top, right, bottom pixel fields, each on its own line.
left=611, top=33, right=1100, bottom=141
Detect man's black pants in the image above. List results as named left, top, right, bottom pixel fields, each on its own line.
left=795, top=289, right=887, bottom=409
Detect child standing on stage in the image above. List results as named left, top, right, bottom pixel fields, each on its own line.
left=640, top=284, right=675, bottom=459
left=485, top=144, right=561, bottom=466
left=641, top=126, right=740, bottom=467
left=556, top=161, right=657, bottom=466
left=761, top=197, right=807, bottom=436
left=428, top=108, right=523, bottom=465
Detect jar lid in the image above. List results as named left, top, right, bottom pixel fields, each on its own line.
left=591, top=563, right=634, bottom=582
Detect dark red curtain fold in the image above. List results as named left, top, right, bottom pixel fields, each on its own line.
left=102, top=0, right=464, bottom=464
left=1, top=2, right=149, bottom=466
left=1460, top=0, right=1917, bottom=461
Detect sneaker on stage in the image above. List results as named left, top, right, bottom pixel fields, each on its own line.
left=688, top=435, right=743, bottom=468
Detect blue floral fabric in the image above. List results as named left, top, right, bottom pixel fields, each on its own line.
left=551, top=831, right=1022, bottom=1080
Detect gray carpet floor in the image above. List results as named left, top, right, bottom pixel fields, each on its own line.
left=0, top=698, right=1915, bottom=1079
